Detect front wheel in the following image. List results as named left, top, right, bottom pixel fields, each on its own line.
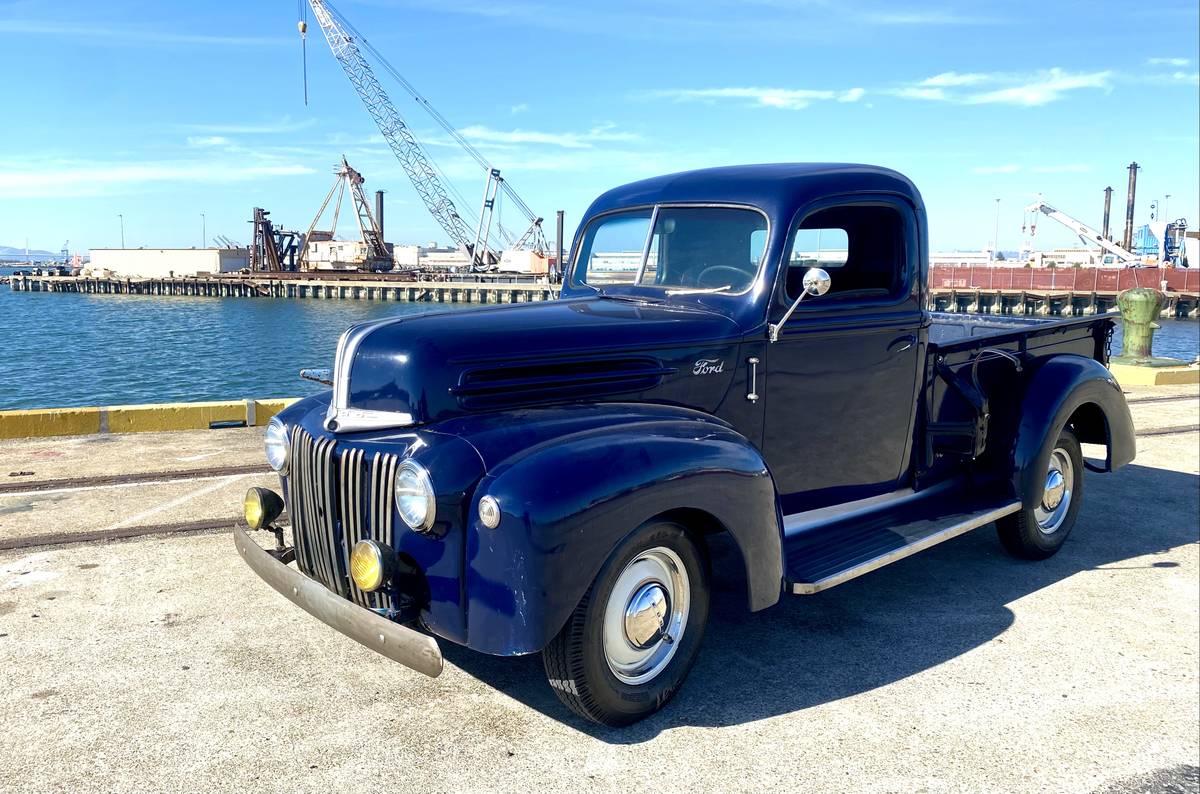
left=542, top=521, right=710, bottom=727
left=997, top=428, right=1084, bottom=560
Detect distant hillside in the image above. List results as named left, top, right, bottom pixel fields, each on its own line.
left=0, top=245, right=61, bottom=262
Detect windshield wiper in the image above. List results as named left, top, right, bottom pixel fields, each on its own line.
left=665, top=285, right=732, bottom=296
left=600, top=292, right=666, bottom=305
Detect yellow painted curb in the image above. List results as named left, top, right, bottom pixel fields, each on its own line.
left=1110, top=363, right=1200, bottom=387
left=0, top=398, right=301, bottom=440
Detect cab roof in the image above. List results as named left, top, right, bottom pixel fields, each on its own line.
left=582, top=163, right=924, bottom=221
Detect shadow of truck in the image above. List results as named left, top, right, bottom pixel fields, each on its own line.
left=441, top=462, right=1200, bottom=742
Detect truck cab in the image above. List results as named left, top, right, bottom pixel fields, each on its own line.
left=236, top=164, right=1135, bottom=726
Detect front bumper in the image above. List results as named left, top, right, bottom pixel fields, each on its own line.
left=233, top=527, right=443, bottom=677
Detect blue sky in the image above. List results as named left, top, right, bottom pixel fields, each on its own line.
left=0, top=0, right=1197, bottom=255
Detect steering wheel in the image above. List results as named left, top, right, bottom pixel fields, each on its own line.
left=694, top=265, right=746, bottom=288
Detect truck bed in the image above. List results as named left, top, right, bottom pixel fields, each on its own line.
left=928, top=310, right=1119, bottom=351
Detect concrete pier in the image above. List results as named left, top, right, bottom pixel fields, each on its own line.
left=0, top=383, right=1195, bottom=791
left=6, top=273, right=561, bottom=304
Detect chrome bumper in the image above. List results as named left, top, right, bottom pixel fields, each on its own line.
left=233, top=527, right=443, bottom=678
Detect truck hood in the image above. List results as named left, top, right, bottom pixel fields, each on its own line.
left=327, top=296, right=744, bottom=431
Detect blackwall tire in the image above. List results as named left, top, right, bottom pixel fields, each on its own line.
left=997, top=428, right=1084, bottom=560
left=542, top=521, right=710, bottom=727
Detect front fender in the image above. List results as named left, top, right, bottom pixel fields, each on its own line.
left=463, top=417, right=782, bottom=656
left=1012, top=355, right=1135, bottom=510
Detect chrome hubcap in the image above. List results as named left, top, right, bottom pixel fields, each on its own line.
left=603, top=547, right=689, bottom=685
left=624, top=583, right=669, bottom=649
left=1034, top=448, right=1074, bottom=535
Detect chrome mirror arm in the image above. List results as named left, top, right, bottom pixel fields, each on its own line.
left=768, top=267, right=831, bottom=343
left=770, top=292, right=809, bottom=342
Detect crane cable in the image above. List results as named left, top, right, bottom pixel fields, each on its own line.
left=298, top=0, right=309, bottom=106
left=323, top=1, right=543, bottom=229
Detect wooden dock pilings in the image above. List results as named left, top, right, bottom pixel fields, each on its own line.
left=6, top=274, right=561, bottom=305
left=928, top=265, right=1200, bottom=319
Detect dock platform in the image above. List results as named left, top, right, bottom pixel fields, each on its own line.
left=0, top=383, right=1195, bottom=791
left=7, top=272, right=561, bottom=304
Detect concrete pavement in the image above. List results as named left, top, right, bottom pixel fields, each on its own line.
left=0, top=387, right=1196, bottom=793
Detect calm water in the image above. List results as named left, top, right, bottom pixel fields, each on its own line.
left=1, top=267, right=1197, bottom=409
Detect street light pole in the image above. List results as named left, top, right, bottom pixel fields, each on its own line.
left=118, top=214, right=125, bottom=249
left=992, top=198, right=1001, bottom=263
left=1164, top=194, right=1171, bottom=219
left=201, top=213, right=207, bottom=249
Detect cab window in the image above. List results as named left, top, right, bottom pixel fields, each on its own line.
left=785, top=205, right=907, bottom=302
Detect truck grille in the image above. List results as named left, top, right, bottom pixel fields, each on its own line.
left=287, top=426, right=398, bottom=610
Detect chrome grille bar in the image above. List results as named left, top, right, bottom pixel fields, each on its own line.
left=285, top=426, right=401, bottom=610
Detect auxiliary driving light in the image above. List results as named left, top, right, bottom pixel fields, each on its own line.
left=244, top=487, right=285, bottom=530
left=350, top=540, right=394, bottom=592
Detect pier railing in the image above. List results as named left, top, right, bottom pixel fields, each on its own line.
left=929, top=265, right=1200, bottom=294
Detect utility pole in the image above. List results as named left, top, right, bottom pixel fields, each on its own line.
left=118, top=214, right=125, bottom=249
left=201, top=213, right=207, bottom=249
left=992, top=198, right=1001, bottom=263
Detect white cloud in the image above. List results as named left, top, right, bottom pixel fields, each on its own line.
left=0, top=19, right=284, bottom=46
left=650, top=86, right=865, bottom=110
left=173, top=117, right=318, bottom=135
left=458, top=123, right=641, bottom=149
left=965, top=68, right=1111, bottom=106
left=919, top=71, right=991, bottom=87
left=894, top=68, right=1111, bottom=106
left=510, top=103, right=530, bottom=115
left=0, top=159, right=316, bottom=198
left=1147, top=57, right=1191, bottom=66
left=1031, top=164, right=1092, bottom=173
left=186, top=136, right=233, bottom=148
left=969, top=163, right=1091, bottom=175
left=862, top=10, right=998, bottom=25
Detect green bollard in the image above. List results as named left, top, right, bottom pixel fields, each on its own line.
left=1115, top=287, right=1162, bottom=360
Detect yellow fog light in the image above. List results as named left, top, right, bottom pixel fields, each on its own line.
left=350, top=540, right=393, bottom=592
left=244, top=487, right=285, bottom=530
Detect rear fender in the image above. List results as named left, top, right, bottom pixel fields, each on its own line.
left=1012, top=355, right=1135, bottom=510
left=463, top=417, right=782, bottom=656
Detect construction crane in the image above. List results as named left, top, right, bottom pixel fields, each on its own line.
left=1024, top=198, right=1139, bottom=266
left=305, top=0, right=547, bottom=270
left=297, top=156, right=392, bottom=271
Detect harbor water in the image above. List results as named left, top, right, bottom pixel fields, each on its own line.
left=2, top=266, right=1197, bottom=410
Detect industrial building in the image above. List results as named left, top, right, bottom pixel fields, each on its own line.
left=86, top=248, right=250, bottom=279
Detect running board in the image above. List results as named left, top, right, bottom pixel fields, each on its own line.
left=785, top=496, right=1021, bottom=595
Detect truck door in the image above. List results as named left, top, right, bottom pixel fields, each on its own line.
left=761, top=198, right=925, bottom=515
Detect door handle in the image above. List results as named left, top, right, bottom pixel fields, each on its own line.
left=888, top=335, right=916, bottom=353
left=746, top=357, right=760, bottom=402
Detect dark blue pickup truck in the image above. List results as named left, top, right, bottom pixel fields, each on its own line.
left=235, top=164, right=1135, bottom=726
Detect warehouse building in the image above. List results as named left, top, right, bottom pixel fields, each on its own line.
left=85, top=248, right=251, bottom=278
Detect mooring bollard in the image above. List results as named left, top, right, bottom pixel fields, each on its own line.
left=1115, top=287, right=1163, bottom=360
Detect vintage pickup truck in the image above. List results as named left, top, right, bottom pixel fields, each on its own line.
left=235, top=164, right=1135, bottom=726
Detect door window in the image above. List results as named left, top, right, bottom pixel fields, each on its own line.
left=784, top=205, right=907, bottom=302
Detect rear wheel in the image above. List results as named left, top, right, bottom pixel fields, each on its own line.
left=997, top=428, right=1083, bottom=560
left=542, top=521, right=709, bottom=727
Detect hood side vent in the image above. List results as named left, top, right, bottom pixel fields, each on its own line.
left=451, top=357, right=674, bottom=410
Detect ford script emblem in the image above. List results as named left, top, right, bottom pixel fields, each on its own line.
left=693, top=358, right=725, bottom=376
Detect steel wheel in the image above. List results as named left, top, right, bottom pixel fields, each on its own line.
left=1034, top=447, right=1074, bottom=535
left=602, top=547, right=690, bottom=685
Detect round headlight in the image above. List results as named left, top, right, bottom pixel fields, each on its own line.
left=264, top=418, right=290, bottom=474
left=395, top=460, right=435, bottom=532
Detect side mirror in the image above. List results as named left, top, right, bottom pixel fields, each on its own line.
left=801, top=267, right=831, bottom=297
left=769, top=267, right=831, bottom=342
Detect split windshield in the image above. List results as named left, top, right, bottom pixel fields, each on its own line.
left=572, top=206, right=768, bottom=295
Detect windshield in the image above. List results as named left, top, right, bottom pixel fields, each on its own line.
left=572, top=206, right=768, bottom=295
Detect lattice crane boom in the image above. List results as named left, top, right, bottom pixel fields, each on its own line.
left=307, top=0, right=547, bottom=267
